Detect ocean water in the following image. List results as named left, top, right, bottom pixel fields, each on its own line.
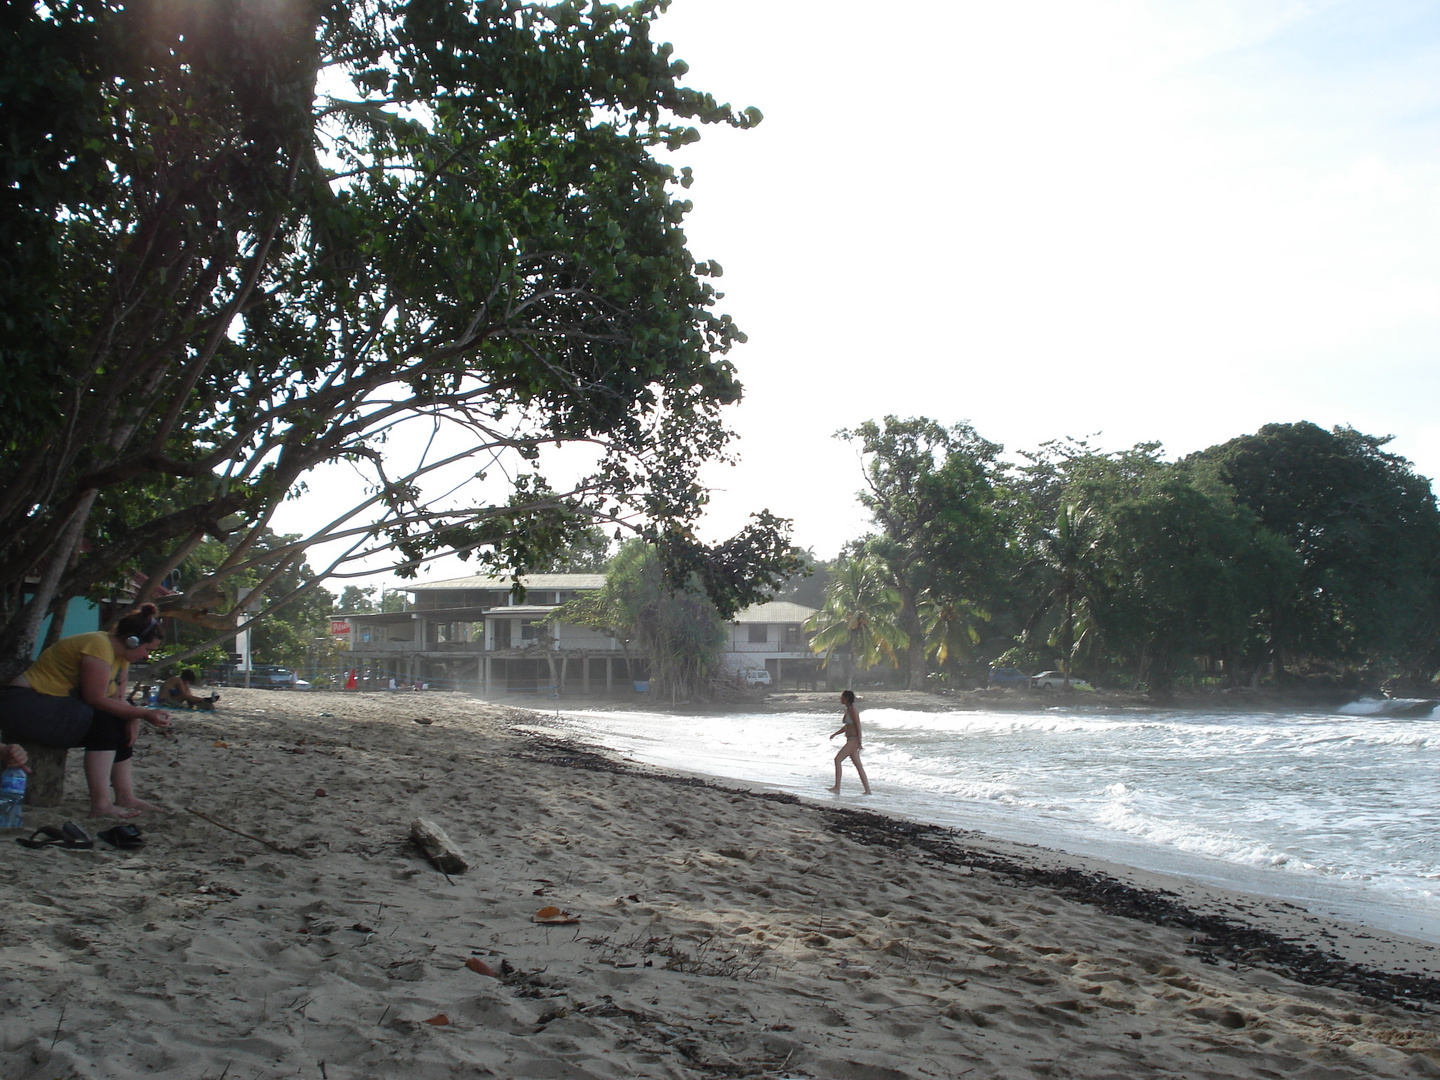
left=549, top=704, right=1440, bottom=943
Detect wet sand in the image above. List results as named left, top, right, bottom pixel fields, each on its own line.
left=1, top=689, right=1436, bottom=1079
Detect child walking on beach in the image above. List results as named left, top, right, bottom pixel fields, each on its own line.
left=828, top=689, right=872, bottom=795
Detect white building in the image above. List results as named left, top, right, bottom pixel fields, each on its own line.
left=723, top=600, right=823, bottom=689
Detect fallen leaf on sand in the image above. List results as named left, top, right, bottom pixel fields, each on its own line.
left=212, top=741, right=228, bottom=748
left=413, top=717, right=433, bottom=725
left=424, top=1014, right=450, bottom=1026
left=465, top=957, right=498, bottom=977
left=533, top=906, right=581, bottom=925
left=314, top=788, right=327, bottom=797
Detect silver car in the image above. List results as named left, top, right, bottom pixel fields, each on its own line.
left=1030, top=670, right=1092, bottom=690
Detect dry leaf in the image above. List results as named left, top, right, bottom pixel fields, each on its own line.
left=424, top=1014, right=450, bottom=1026
left=533, top=906, right=581, bottom=925
left=314, top=788, right=327, bottom=797
left=212, top=741, right=228, bottom=748
left=465, top=957, right=498, bottom=977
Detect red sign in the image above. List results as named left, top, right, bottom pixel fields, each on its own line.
left=330, top=619, right=352, bottom=635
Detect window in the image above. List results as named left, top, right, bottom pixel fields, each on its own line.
left=493, top=621, right=512, bottom=650
left=784, top=624, right=803, bottom=645
left=521, top=621, right=540, bottom=641
left=748, top=624, right=768, bottom=644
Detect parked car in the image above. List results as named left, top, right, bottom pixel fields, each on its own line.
left=227, top=665, right=299, bottom=689
left=987, top=666, right=1030, bottom=688
left=738, top=668, right=772, bottom=687
left=1030, top=670, right=1092, bottom=690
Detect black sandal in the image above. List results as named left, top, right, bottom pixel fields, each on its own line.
left=61, top=821, right=94, bottom=849
left=16, top=825, right=66, bottom=849
left=99, top=824, right=145, bottom=849
left=16, top=822, right=97, bottom=850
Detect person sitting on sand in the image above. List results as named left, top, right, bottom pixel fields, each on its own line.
left=160, top=669, right=218, bottom=710
left=0, top=603, right=172, bottom=818
left=828, top=689, right=872, bottom=795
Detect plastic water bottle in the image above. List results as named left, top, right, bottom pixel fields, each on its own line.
left=0, top=767, right=25, bottom=830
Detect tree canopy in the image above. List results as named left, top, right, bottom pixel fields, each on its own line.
left=821, top=417, right=1440, bottom=692
left=1, top=0, right=792, bottom=677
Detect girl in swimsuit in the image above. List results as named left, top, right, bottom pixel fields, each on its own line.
left=828, top=689, right=872, bottom=795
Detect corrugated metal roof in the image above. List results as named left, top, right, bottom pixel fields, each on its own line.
left=731, top=600, right=817, bottom=624
left=407, top=573, right=607, bottom=592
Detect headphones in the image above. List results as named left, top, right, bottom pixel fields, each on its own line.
left=124, top=619, right=160, bottom=649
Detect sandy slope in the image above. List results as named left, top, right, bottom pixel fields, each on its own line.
left=1, top=689, right=1436, bottom=1079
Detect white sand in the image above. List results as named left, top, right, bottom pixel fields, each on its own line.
left=2, top=689, right=1437, bottom=1079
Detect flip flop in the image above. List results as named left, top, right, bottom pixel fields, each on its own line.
left=61, top=821, right=95, bottom=849
left=16, top=825, right=66, bottom=849
left=99, top=824, right=145, bottom=850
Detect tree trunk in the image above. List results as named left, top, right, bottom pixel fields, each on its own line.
left=0, top=490, right=97, bottom=683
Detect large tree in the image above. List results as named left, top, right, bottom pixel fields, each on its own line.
left=0, top=0, right=790, bottom=678
left=558, top=539, right=727, bottom=702
left=839, top=417, right=1008, bottom=688
left=1195, top=422, right=1440, bottom=677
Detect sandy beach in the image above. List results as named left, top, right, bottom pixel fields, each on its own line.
left=2, top=690, right=1438, bottom=1079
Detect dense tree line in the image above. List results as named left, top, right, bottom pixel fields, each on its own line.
left=812, top=418, right=1440, bottom=692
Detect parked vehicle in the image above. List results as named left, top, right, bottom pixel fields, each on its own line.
left=1030, top=670, right=1092, bottom=690
left=987, top=666, right=1030, bottom=688
left=226, top=665, right=299, bottom=689
left=738, top=668, right=772, bottom=687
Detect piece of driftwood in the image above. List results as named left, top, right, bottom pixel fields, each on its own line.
left=410, top=818, right=469, bottom=874
left=18, top=744, right=68, bottom=807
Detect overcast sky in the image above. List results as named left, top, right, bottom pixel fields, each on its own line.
left=276, top=0, right=1440, bottom=584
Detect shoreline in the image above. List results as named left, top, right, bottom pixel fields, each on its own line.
left=492, top=685, right=1387, bottom=716
left=2, top=689, right=1436, bottom=1078
left=512, top=723, right=1440, bottom=998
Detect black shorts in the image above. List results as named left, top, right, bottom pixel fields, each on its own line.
left=0, top=686, right=134, bottom=761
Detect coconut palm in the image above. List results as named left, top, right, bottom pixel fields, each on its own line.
left=1034, top=502, right=1100, bottom=683
left=805, top=554, right=909, bottom=672
left=917, top=591, right=989, bottom=668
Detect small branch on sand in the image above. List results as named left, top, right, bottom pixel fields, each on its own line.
left=184, top=806, right=306, bottom=855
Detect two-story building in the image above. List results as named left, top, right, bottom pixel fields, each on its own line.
left=720, top=600, right=824, bottom=690
left=338, top=575, right=826, bottom=696
left=339, top=573, right=647, bottom=695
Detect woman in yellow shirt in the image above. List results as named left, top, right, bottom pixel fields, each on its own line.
left=0, top=604, right=172, bottom=818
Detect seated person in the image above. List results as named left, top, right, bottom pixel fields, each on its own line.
left=160, top=670, right=218, bottom=710
left=1, top=603, right=171, bottom=817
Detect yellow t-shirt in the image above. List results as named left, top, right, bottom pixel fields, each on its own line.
left=23, top=632, right=123, bottom=698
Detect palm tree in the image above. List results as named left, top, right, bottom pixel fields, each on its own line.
left=1035, top=503, right=1099, bottom=684
left=806, top=554, right=909, bottom=674
left=917, top=591, right=989, bottom=669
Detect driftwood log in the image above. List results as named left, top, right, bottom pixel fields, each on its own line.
left=18, top=744, right=68, bottom=807
left=409, top=818, right=469, bottom=874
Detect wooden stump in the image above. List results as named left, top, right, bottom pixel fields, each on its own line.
left=18, top=744, right=68, bottom=807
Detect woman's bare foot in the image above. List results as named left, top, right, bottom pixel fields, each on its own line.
left=827, top=785, right=840, bottom=793
left=90, top=804, right=141, bottom=819
left=115, top=796, right=163, bottom=812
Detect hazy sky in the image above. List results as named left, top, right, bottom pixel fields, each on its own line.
left=276, top=0, right=1440, bottom=584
